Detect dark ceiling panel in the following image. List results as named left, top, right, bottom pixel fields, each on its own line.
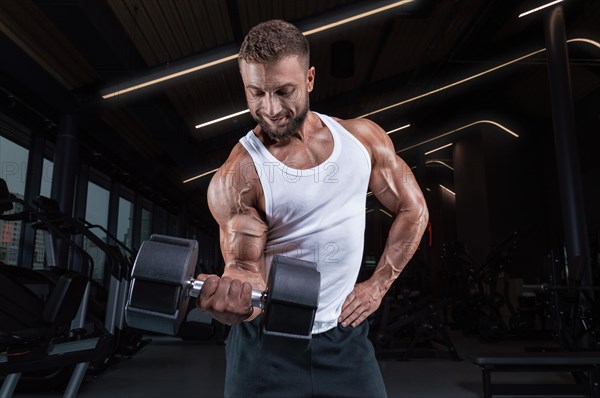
left=238, top=0, right=358, bottom=34
left=107, top=0, right=161, bottom=65
left=0, top=0, right=98, bottom=90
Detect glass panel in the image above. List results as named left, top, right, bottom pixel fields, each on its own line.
left=34, top=158, right=54, bottom=269
left=32, top=233, right=47, bottom=269
left=0, top=137, right=28, bottom=265
left=84, top=181, right=109, bottom=282
left=140, top=207, right=152, bottom=244
left=117, top=197, right=134, bottom=251
left=40, top=158, right=53, bottom=198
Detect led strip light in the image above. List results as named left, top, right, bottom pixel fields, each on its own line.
left=518, top=0, right=564, bottom=18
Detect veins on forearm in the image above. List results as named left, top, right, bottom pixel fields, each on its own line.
left=374, top=207, right=428, bottom=286
left=233, top=175, right=256, bottom=214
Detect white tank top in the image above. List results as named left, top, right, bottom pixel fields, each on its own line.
left=239, top=112, right=371, bottom=334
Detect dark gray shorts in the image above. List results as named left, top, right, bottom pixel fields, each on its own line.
left=224, top=319, right=387, bottom=398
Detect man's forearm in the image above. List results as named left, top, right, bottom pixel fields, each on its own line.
left=369, top=206, right=429, bottom=292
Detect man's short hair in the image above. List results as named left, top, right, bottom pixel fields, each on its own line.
left=239, top=20, right=309, bottom=68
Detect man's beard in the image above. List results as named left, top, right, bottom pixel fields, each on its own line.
left=253, top=99, right=310, bottom=140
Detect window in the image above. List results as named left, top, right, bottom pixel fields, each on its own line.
left=140, top=206, right=152, bottom=244
left=117, top=197, right=134, bottom=251
left=40, top=158, right=53, bottom=197
left=0, top=136, right=28, bottom=265
left=33, top=158, right=54, bottom=269
left=84, top=181, right=109, bottom=282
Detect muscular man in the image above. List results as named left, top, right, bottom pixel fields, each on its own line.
left=199, top=19, right=428, bottom=397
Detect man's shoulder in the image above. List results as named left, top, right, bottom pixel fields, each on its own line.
left=209, top=143, right=258, bottom=187
left=328, top=116, right=387, bottom=152
left=227, top=141, right=253, bottom=162
left=329, top=116, right=381, bottom=136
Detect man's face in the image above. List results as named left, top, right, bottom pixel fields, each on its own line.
left=240, top=55, right=315, bottom=139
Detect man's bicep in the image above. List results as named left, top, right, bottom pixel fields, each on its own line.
left=220, top=211, right=267, bottom=266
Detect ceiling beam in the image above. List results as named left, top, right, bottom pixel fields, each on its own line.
left=226, top=0, right=245, bottom=46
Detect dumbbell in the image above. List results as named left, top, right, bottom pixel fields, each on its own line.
left=125, top=234, right=321, bottom=351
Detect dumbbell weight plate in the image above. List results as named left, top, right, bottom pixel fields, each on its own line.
left=261, top=255, right=320, bottom=352
left=125, top=235, right=198, bottom=335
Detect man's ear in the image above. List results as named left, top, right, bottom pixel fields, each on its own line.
left=307, top=66, right=316, bottom=93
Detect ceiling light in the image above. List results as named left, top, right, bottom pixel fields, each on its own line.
left=379, top=209, right=394, bottom=218
left=518, top=0, right=564, bottom=18
left=358, top=50, right=548, bottom=118
left=102, top=54, right=239, bottom=99
left=425, top=143, right=453, bottom=155
left=398, top=120, right=518, bottom=154
left=439, top=184, right=456, bottom=196
left=407, top=161, right=454, bottom=171
left=182, top=168, right=219, bottom=184
left=195, top=109, right=250, bottom=129
left=426, top=160, right=454, bottom=170
left=302, top=0, right=413, bottom=36
left=387, top=124, right=411, bottom=135
left=571, top=38, right=600, bottom=50
left=358, top=38, right=599, bottom=119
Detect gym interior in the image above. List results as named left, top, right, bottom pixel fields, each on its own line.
left=1, top=1, right=599, bottom=397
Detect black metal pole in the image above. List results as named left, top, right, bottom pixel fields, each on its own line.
left=544, top=6, right=594, bottom=352
left=543, top=5, right=591, bottom=287
left=51, top=113, right=79, bottom=269
left=51, top=114, right=78, bottom=214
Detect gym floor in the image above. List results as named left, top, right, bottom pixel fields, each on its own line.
left=11, top=329, right=580, bottom=398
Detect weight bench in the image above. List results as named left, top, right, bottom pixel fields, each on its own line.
left=471, top=352, right=600, bottom=397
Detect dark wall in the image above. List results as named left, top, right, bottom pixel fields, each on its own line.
left=454, top=131, right=491, bottom=265
left=425, top=182, right=456, bottom=296
left=453, top=124, right=563, bottom=281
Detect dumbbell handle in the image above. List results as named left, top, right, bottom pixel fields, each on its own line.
left=187, top=279, right=267, bottom=309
